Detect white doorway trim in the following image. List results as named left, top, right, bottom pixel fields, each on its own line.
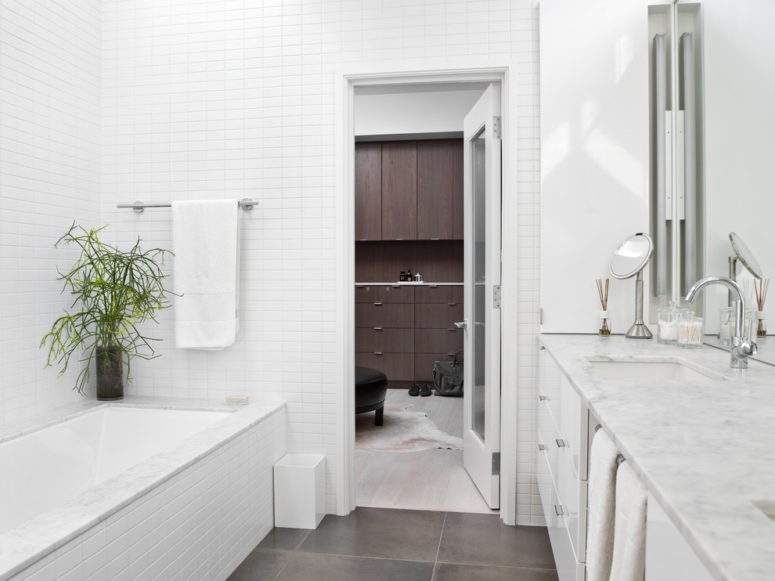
left=335, top=63, right=520, bottom=525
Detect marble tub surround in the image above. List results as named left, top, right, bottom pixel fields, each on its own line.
left=0, top=397, right=286, bottom=580
left=539, top=335, right=775, bottom=581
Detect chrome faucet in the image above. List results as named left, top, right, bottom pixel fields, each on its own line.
left=685, top=276, right=757, bottom=369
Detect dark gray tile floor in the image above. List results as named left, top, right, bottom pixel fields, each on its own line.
left=229, top=508, right=558, bottom=581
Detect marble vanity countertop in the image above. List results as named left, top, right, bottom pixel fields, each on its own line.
left=539, top=334, right=775, bottom=581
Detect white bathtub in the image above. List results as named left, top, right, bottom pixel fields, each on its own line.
left=0, top=400, right=286, bottom=580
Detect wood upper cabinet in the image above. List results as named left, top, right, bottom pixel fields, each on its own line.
left=355, top=143, right=382, bottom=241
left=381, top=141, right=417, bottom=240
left=417, top=140, right=463, bottom=240
left=355, top=139, right=463, bottom=241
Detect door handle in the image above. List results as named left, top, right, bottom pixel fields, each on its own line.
left=555, top=438, right=569, bottom=449
left=454, top=321, right=467, bottom=329
left=373, top=327, right=383, bottom=331
left=374, top=352, right=383, bottom=356
left=373, top=302, right=383, bottom=306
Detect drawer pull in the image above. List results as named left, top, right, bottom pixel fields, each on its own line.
left=555, top=438, right=568, bottom=448
left=538, top=443, right=546, bottom=451
left=373, top=327, right=383, bottom=331
left=429, top=285, right=439, bottom=289
left=373, top=301, right=383, bottom=306
left=538, top=394, right=549, bottom=402
left=374, top=352, right=383, bottom=356
left=554, top=504, right=567, bottom=517
left=447, top=327, right=457, bottom=332
left=447, top=302, right=458, bottom=306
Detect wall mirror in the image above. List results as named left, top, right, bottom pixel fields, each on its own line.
left=664, top=0, right=775, bottom=364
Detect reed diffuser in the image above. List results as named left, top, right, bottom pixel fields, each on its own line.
left=754, top=278, right=769, bottom=338
left=596, top=278, right=611, bottom=336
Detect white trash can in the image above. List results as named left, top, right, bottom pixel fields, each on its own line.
left=273, top=453, right=326, bottom=529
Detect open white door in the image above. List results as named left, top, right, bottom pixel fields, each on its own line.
left=461, top=84, right=501, bottom=509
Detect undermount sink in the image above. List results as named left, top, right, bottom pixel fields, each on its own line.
left=752, top=500, right=775, bottom=523
left=588, top=359, right=721, bottom=382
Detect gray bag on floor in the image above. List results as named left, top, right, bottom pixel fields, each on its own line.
left=433, top=351, right=463, bottom=397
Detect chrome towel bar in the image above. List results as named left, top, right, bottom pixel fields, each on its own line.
left=117, top=198, right=258, bottom=213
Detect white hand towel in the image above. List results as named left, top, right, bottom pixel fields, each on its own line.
left=586, top=428, right=620, bottom=581
left=609, top=461, right=648, bottom=581
left=172, top=200, right=240, bottom=349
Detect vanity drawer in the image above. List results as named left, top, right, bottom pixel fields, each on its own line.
left=356, top=303, right=414, bottom=328
left=415, top=285, right=463, bottom=304
left=355, top=328, right=414, bottom=353
left=537, top=399, right=561, bottom=486
left=415, top=303, right=464, bottom=328
left=537, top=449, right=579, bottom=581
left=355, top=352, right=413, bottom=381
left=558, top=374, right=588, bottom=481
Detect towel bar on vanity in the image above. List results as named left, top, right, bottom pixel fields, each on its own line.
left=117, top=198, right=259, bottom=213
left=594, top=424, right=626, bottom=464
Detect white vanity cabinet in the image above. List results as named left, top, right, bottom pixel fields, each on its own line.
left=646, top=492, right=714, bottom=581
left=537, top=345, right=589, bottom=581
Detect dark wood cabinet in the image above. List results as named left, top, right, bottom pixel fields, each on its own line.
left=355, top=284, right=463, bottom=384
left=381, top=142, right=417, bottom=240
left=355, top=143, right=382, bottom=241
left=417, top=140, right=464, bottom=240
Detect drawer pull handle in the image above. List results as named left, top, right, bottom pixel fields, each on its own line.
left=373, top=327, right=383, bottom=331
left=429, top=285, right=439, bottom=289
left=374, top=301, right=383, bottom=306
left=431, top=237, right=440, bottom=241
left=538, top=395, right=549, bottom=402
left=447, top=302, right=458, bottom=306
left=374, top=352, right=383, bottom=356
left=538, top=443, right=546, bottom=451
left=447, top=327, right=457, bottom=332
left=555, top=438, right=568, bottom=448
left=554, top=505, right=566, bottom=517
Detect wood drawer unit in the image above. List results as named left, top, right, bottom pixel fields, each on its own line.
left=355, top=327, right=414, bottom=353
left=355, top=352, right=413, bottom=381
left=355, top=303, right=414, bottom=329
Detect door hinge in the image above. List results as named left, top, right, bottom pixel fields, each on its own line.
left=493, top=116, right=502, bottom=139
left=492, top=452, right=501, bottom=475
left=493, top=285, right=501, bottom=309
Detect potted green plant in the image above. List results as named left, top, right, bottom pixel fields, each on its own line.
left=41, top=224, right=173, bottom=400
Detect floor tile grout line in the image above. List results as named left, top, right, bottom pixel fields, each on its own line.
left=434, top=558, right=559, bottom=571
left=433, top=511, right=448, bottom=567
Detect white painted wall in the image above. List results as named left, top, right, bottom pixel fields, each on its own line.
left=354, top=88, right=484, bottom=136
left=540, top=0, right=651, bottom=335
left=702, top=0, right=775, bottom=334
left=0, top=0, right=101, bottom=423
left=100, top=0, right=543, bottom=523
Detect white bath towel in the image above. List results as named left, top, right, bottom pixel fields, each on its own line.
left=609, top=461, right=648, bottom=581
left=172, top=199, right=240, bottom=349
left=586, top=428, right=620, bottom=581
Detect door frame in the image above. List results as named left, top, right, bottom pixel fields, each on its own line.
left=335, top=64, right=519, bottom=524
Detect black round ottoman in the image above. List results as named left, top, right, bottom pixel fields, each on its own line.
left=355, top=366, right=388, bottom=426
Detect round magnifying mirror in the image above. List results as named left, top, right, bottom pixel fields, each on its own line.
left=729, top=232, right=763, bottom=279
left=610, top=233, right=654, bottom=279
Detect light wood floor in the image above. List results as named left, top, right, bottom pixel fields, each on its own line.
left=355, top=389, right=494, bottom=514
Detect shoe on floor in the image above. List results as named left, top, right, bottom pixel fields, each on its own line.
left=420, top=384, right=432, bottom=397
left=408, top=384, right=420, bottom=396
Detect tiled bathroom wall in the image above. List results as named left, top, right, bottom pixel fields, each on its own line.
left=0, top=0, right=542, bottom=524
left=0, top=0, right=101, bottom=423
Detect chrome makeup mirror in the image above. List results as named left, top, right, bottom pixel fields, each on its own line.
left=729, top=232, right=763, bottom=280
left=728, top=232, right=763, bottom=308
left=610, top=233, right=654, bottom=339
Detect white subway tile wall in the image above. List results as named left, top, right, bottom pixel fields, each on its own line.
left=12, top=407, right=285, bottom=581
left=0, top=0, right=102, bottom=422
left=1, top=0, right=542, bottom=524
